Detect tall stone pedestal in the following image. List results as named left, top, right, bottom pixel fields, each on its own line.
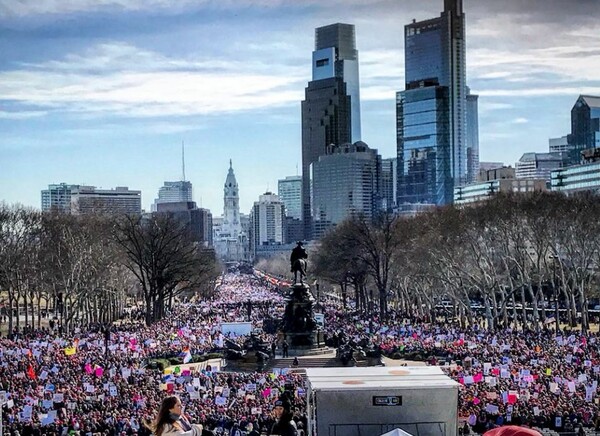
left=282, top=283, right=324, bottom=353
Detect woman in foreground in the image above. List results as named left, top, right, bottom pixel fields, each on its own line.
left=145, top=395, right=204, bottom=436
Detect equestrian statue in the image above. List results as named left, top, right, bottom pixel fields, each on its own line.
left=290, top=241, right=308, bottom=284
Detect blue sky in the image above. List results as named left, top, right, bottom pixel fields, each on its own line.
left=1, top=0, right=599, bottom=215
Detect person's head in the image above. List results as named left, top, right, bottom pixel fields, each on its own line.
left=151, top=396, right=182, bottom=436
left=273, top=399, right=287, bottom=419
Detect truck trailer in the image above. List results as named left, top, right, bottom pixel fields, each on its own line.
left=305, top=367, right=459, bottom=436
left=304, top=366, right=445, bottom=378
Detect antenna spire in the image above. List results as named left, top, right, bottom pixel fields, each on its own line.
left=181, top=140, right=186, bottom=181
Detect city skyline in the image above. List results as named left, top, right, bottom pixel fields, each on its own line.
left=1, top=0, right=600, bottom=214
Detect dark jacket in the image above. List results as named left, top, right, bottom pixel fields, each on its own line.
left=271, top=413, right=297, bottom=436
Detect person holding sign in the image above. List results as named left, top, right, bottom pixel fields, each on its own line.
left=144, top=395, right=204, bottom=435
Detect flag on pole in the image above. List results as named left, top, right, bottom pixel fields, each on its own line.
left=27, top=364, right=36, bottom=380
left=180, top=346, right=192, bottom=364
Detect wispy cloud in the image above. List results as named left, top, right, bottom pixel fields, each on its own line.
left=479, top=87, right=600, bottom=98
left=470, top=44, right=600, bottom=84
left=0, top=42, right=306, bottom=118
left=478, top=102, right=513, bottom=113
left=359, top=49, right=403, bottom=101
left=0, top=0, right=386, bottom=18
left=0, top=110, right=48, bottom=119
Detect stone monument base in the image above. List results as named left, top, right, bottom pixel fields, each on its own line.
left=282, top=282, right=324, bottom=353
left=285, top=345, right=333, bottom=357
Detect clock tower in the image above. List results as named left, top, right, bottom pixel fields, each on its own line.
left=222, top=159, right=241, bottom=239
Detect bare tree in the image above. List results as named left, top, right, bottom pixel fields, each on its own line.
left=313, top=225, right=370, bottom=311
left=330, top=214, right=405, bottom=319
left=0, top=205, right=42, bottom=334
left=114, top=213, right=219, bottom=324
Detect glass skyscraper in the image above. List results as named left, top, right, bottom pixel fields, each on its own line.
left=311, top=142, right=380, bottom=239
left=302, top=23, right=361, bottom=239
left=397, top=87, right=452, bottom=204
left=466, top=88, right=480, bottom=184
left=566, top=95, right=600, bottom=164
left=278, top=175, right=302, bottom=220
left=313, top=23, right=361, bottom=142
left=397, top=0, right=467, bottom=206
left=381, top=158, right=398, bottom=212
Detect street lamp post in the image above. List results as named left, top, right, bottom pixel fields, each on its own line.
left=0, top=395, right=8, bottom=436
left=316, top=282, right=320, bottom=311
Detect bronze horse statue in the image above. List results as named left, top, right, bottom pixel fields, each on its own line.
left=291, top=258, right=307, bottom=284
left=290, top=241, right=308, bottom=284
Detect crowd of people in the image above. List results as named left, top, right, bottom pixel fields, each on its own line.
left=3, top=271, right=600, bottom=435
left=0, top=275, right=307, bottom=435
left=321, top=309, right=600, bottom=434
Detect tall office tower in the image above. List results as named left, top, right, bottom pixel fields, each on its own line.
left=41, top=183, right=80, bottom=212
left=397, top=0, right=467, bottom=206
left=70, top=186, right=141, bottom=215
left=248, top=192, right=286, bottom=260
left=278, top=175, right=304, bottom=243
left=466, top=88, right=480, bottom=184
left=381, top=158, right=398, bottom=212
left=153, top=181, right=193, bottom=211
left=152, top=143, right=193, bottom=211
left=301, top=23, right=361, bottom=240
left=314, top=23, right=362, bottom=142
left=566, top=95, right=600, bottom=164
left=156, top=201, right=213, bottom=247
left=311, top=141, right=381, bottom=239
left=278, top=176, right=302, bottom=220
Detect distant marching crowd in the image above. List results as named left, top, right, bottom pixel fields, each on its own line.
left=3, top=272, right=600, bottom=435
left=0, top=275, right=308, bottom=436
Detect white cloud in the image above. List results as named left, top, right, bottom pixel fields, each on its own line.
left=470, top=44, right=600, bottom=83
left=0, top=110, right=48, bottom=119
left=0, top=0, right=188, bottom=17
left=0, top=42, right=306, bottom=118
left=512, top=117, right=529, bottom=124
left=0, top=0, right=387, bottom=17
left=479, top=87, right=600, bottom=98
left=478, top=102, right=513, bottom=113
left=362, top=85, right=397, bottom=101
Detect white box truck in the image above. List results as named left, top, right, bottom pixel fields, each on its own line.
left=304, top=366, right=445, bottom=378
left=305, top=367, right=459, bottom=436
